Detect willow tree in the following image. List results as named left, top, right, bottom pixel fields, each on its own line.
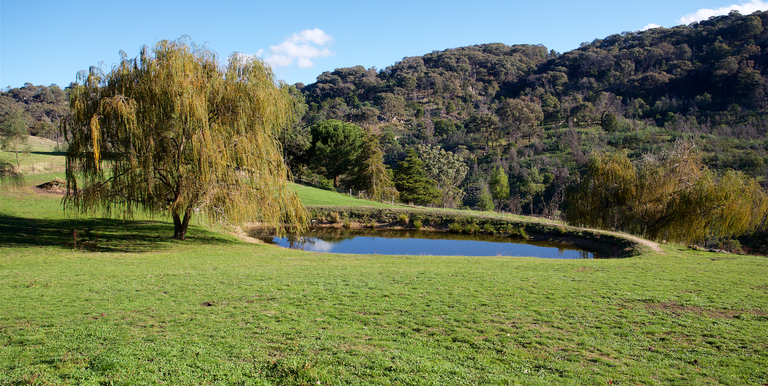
left=64, top=38, right=308, bottom=239
left=565, top=151, right=637, bottom=231
left=632, top=145, right=768, bottom=243
left=566, top=144, right=768, bottom=244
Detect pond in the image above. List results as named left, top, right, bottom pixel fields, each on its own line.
left=249, top=227, right=600, bottom=259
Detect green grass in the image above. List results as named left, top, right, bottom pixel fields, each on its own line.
left=2, top=138, right=768, bottom=385
left=292, top=183, right=399, bottom=208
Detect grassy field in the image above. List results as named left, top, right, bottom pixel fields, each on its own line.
left=2, top=139, right=768, bottom=385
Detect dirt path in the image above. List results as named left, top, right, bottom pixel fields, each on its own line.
left=591, top=229, right=664, bottom=254
left=231, top=225, right=265, bottom=244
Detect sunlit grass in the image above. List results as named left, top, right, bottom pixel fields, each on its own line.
left=1, top=137, right=767, bottom=384
left=2, top=215, right=767, bottom=384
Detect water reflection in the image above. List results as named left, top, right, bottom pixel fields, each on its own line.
left=249, top=228, right=598, bottom=259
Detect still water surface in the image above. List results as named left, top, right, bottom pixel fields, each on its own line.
left=249, top=228, right=598, bottom=259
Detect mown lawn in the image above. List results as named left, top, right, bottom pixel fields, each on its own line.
left=1, top=145, right=767, bottom=385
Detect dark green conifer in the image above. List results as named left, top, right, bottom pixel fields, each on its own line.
left=394, top=149, right=442, bottom=206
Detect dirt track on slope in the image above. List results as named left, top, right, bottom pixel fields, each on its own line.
left=594, top=230, right=664, bottom=254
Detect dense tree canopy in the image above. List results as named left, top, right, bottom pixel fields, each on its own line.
left=308, top=119, right=365, bottom=187
left=1, top=83, right=68, bottom=141
left=495, top=98, right=543, bottom=143
left=64, top=38, right=308, bottom=240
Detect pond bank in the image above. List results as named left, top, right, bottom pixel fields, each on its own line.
left=306, top=206, right=650, bottom=258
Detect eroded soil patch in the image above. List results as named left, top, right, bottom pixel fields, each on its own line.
left=644, top=301, right=768, bottom=319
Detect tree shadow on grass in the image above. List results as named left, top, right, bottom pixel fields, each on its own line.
left=28, top=150, right=67, bottom=157
left=0, top=213, right=238, bottom=253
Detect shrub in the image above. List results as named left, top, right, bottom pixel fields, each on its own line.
left=413, top=220, right=423, bottom=229
left=449, top=222, right=462, bottom=233
left=398, top=213, right=409, bottom=225
left=331, top=212, right=341, bottom=223
left=318, top=176, right=335, bottom=191
left=725, top=239, right=744, bottom=254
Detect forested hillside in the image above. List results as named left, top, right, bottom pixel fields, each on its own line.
left=3, top=10, right=768, bottom=250
left=0, top=83, right=68, bottom=143
left=290, top=11, right=768, bottom=210
left=302, top=11, right=768, bottom=131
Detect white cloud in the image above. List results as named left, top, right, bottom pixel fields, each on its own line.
left=265, top=54, right=293, bottom=67
left=679, top=0, right=768, bottom=24
left=258, top=28, right=334, bottom=69
left=642, top=23, right=662, bottom=31
left=289, top=28, right=333, bottom=45
left=297, top=57, right=314, bottom=68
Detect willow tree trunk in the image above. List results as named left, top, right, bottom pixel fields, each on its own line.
left=173, top=209, right=192, bottom=240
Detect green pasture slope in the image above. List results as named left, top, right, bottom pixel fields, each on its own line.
left=1, top=141, right=768, bottom=385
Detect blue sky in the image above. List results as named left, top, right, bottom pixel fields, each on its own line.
left=2, top=0, right=767, bottom=89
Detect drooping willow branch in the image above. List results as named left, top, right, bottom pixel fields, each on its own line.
left=64, top=37, right=309, bottom=239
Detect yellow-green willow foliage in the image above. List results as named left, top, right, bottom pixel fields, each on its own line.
left=566, top=141, right=768, bottom=244
left=64, top=38, right=309, bottom=239
left=565, top=151, right=637, bottom=231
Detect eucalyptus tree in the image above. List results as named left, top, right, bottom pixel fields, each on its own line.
left=465, top=112, right=499, bottom=150
left=64, top=38, right=309, bottom=240
left=414, top=144, right=468, bottom=208
left=347, top=106, right=379, bottom=129
left=495, top=98, right=543, bottom=143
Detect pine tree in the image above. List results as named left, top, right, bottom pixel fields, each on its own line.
left=394, top=149, right=442, bottom=206
left=353, top=133, right=398, bottom=202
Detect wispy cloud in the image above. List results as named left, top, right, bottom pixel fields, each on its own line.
left=259, top=28, right=334, bottom=69
left=679, top=0, right=768, bottom=24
